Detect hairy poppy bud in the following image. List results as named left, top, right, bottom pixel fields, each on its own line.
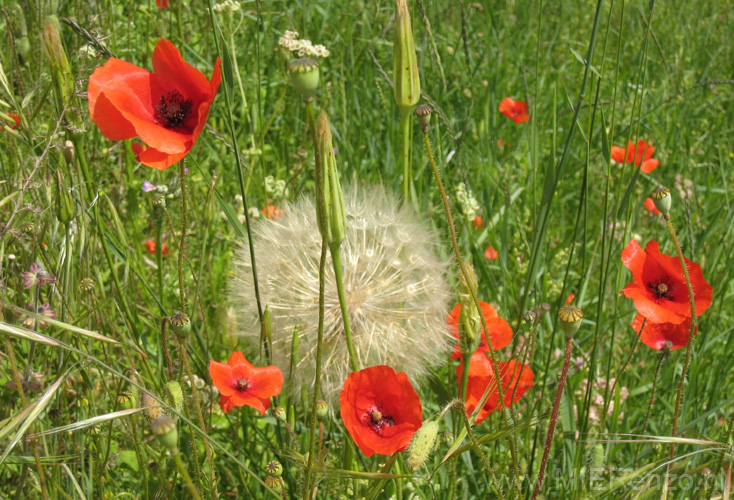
left=393, top=0, right=420, bottom=109
left=406, top=420, right=439, bottom=471
left=55, top=169, right=76, bottom=226
left=141, top=392, right=162, bottom=422
left=558, top=305, right=583, bottom=339
left=315, top=111, right=346, bottom=246
left=651, top=187, right=671, bottom=216
left=265, top=460, right=283, bottom=478
left=415, top=104, right=431, bottom=133
left=41, top=16, right=75, bottom=115
left=288, top=58, right=320, bottom=101
left=164, top=381, right=184, bottom=414
left=169, top=312, right=191, bottom=338
left=151, top=415, right=179, bottom=453
left=458, top=264, right=481, bottom=353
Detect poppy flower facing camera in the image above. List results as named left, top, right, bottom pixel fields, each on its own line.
left=88, top=39, right=221, bottom=170
left=499, top=97, right=529, bottom=124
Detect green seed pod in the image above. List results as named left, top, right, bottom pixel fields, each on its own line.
left=86, top=424, right=101, bottom=436
left=558, top=305, right=583, bottom=339
left=265, top=475, right=283, bottom=489
left=288, top=58, right=320, bottom=101
left=315, top=110, right=346, bottom=246
left=415, top=104, right=432, bottom=133
left=116, top=391, right=134, bottom=409
left=164, top=381, right=184, bottom=414
left=79, top=278, right=95, bottom=292
left=316, top=400, right=328, bottom=420
left=265, top=460, right=283, bottom=478
left=393, top=0, right=420, bottom=109
left=151, top=415, right=179, bottom=453
left=272, top=406, right=287, bottom=422
left=406, top=420, right=439, bottom=471
left=651, top=187, right=672, bottom=216
left=169, top=312, right=191, bottom=338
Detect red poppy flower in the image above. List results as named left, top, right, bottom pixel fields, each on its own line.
left=209, top=351, right=283, bottom=414
left=447, top=302, right=512, bottom=360
left=144, top=239, right=168, bottom=255
left=643, top=197, right=661, bottom=215
left=262, top=205, right=284, bottom=220
left=565, top=293, right=575, bottom=305
left=610, top=140, right=659, bottom=173
left=339, top=365, right=422, bottom=457
left=632, top=314, right=692, bottom=351
left=621, top=239, right=712, bottom=324
left=457, top=351, right=534, bottom=423
left=4, top=113, right=21, bottom=130
left=156, top=0, right=169, bottom=7
left=485, top=247, right=498, bottom=260
left=499, top=97, right=529, bottom=124
left=88, top=39, right=221, bottom=170
left=473, top=215, right=483, bottom=229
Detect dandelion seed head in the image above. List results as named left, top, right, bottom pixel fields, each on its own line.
left=231, top=186, right=452, bottom=402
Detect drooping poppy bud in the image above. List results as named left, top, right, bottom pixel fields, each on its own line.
left=315, top=111, right=346, bottom=246
left=288, top=58, right=320, bottom=101
left=393, top=0, right=420, bottom=110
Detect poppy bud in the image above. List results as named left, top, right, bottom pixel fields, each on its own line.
left=164, top=381, right=184, bottom=414
left=651, top=187, right=671, bottom=216
left=440, top=431, right=454, bottom=444
left=169, top=312, right=191, bottom=338
left=316, top=400, right=328, bottom=420
left=288, top=58, right=320, bottom=101
left=458, top=264, right=481, bottom=353
left=265, top=460, right=283, bottom=478
left=523, top=310, right=537, bottom=323
left=406, top=420, right=439, bottom=471
left=415, top=104, right=431, bottom=133
left=558, top=305, right=583, bottom=339
left=41, top=16, right=75, bottom=115
left=141, top=392, right=162, bottom=422
left=63, top=140, right=75, bottom=165
left=272, top=406, right=287, bottom=422
left=315, top=111, right=346, bottom=247
left=55, top=169, right=76, bottom=226
left=151, top=415, right=179, bottom=453
left=541, top=303, right=551, bottom=312
left=393, top=0, right=420, bottom=110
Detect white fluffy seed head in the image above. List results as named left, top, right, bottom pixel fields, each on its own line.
left=230, top=185, right=452, bottom=402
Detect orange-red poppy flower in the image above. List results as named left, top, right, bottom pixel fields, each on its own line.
left=485, top=247, right=498, bottom=260
left=3, top=113, right=21, bottom=130
left=610, top=140, right=659, bottom=174
left=156, top=0, right=169, bottom=7
left=643, top=197, right=661, bottom=215
left=144, top=239, right=168, bottom=255
left=262, top=205, right=284, bottom=220
left=621, top=239, right=712, bottom=324
left=88, top=39, right=221, bottom=170
left=447, top=302, right=512, bottom=360
left=499, top=97, right=529, bottom=124
left=632, top=314, right=692, bottom=351
left=209, top=351, right=283, bottom=414
left=339, top=365, right=422, bottom=457
left=457, top=351, right=534, bottom=423
left=473, top=215, right=483, bottom=229
left=565, top=293, right=575, bottom=305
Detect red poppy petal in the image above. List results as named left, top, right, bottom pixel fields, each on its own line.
left=499, top=97, right=515, bottom=116
left=621, top=285, right=687, bottom=324
left=209, top=360, right=236, bottom=396
left=633, top=314, right=691, bottom=351
left=219, top=394, right=235, bottom=412
left=610, top=145, right=626, bottom=163
left=246, top=366, right=284, bottom=399
left=640, top=159, right=659, bottom=174
left=482, top=317, right=513, bottom=351
left=131, top=143, right=188, bottom=170
left=228, top=351, right=254, bottom=368
left=227, top=391, right=270, bottom=415
left=152, top=40, right=211, bottom=104
left=621, top=239, right=646, bottom=282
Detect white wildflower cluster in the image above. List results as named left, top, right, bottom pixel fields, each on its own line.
left=455, top=182, right=480, bottom=223
left=278, top=30, right=330, bottom=58
left=212, top=0, right=241, bottom=13
left=231, top=185, right=452, bottom=402
left=265, top=175, right=289, bottom=200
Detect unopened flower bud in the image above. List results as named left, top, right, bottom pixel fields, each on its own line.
left=151, top=415, right=179, bottom=452
left=288, top=58, right=320, bottom=100
left=315, top=111, right=346, bottom=246
left=558, top=305, right=583, bottom=339
left=41, top=16, right=75, bottom=114
left=55, top=169, right=76, bottom=226
left=169, top=312, right=191, bottom=338
left=415, top=104, right=431, bottom=133
left=265, top=460, right=283, bottom=477
left=406, top=420, right=439, bottom=471
left=164, top=381, right=184, bottom=414
left=141, top=392, right=162, bottom=422
left=523, top=310, right=536, bottom=323
left=651, top=187, right=671, bottom=216
left=393, top=0, right=420, bottom=109
left=541, top=303, right=551, bottom=312
left=316, top=400, right=328, bottom=420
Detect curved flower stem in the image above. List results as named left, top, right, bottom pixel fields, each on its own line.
left=304, top=239, right=328, bottom=497
left=174, top=453, right=202, bottom=500
left=634, top=345, right=666, bottom=467
left=178, top=161, right=187, bottom=312
left=400, top=107, right=413, bottom=204
left=423, top=133, right=522, bottom=490
left=329, top=243, right=359, bottom=372
left=531, top=335, right=573, bottom=500
left=665, top=214, right=697, bottom=466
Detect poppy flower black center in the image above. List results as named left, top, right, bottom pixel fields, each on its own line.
left=649, top=277, right=675, bottom=300
left=236, top=378, right=248, bottom=391
left=364, top=405, right=394, bottom=434
left=155, top=90, right=193, bottom=129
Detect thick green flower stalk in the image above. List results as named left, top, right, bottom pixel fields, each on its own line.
left=393, top=0, right=421, bottom=202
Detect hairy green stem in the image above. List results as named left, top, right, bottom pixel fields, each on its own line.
left=178, top=161, right=187, bottom=312
left=179, top=347, right=203, bottom=496
left=174, top=453, right=202, bottom=500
